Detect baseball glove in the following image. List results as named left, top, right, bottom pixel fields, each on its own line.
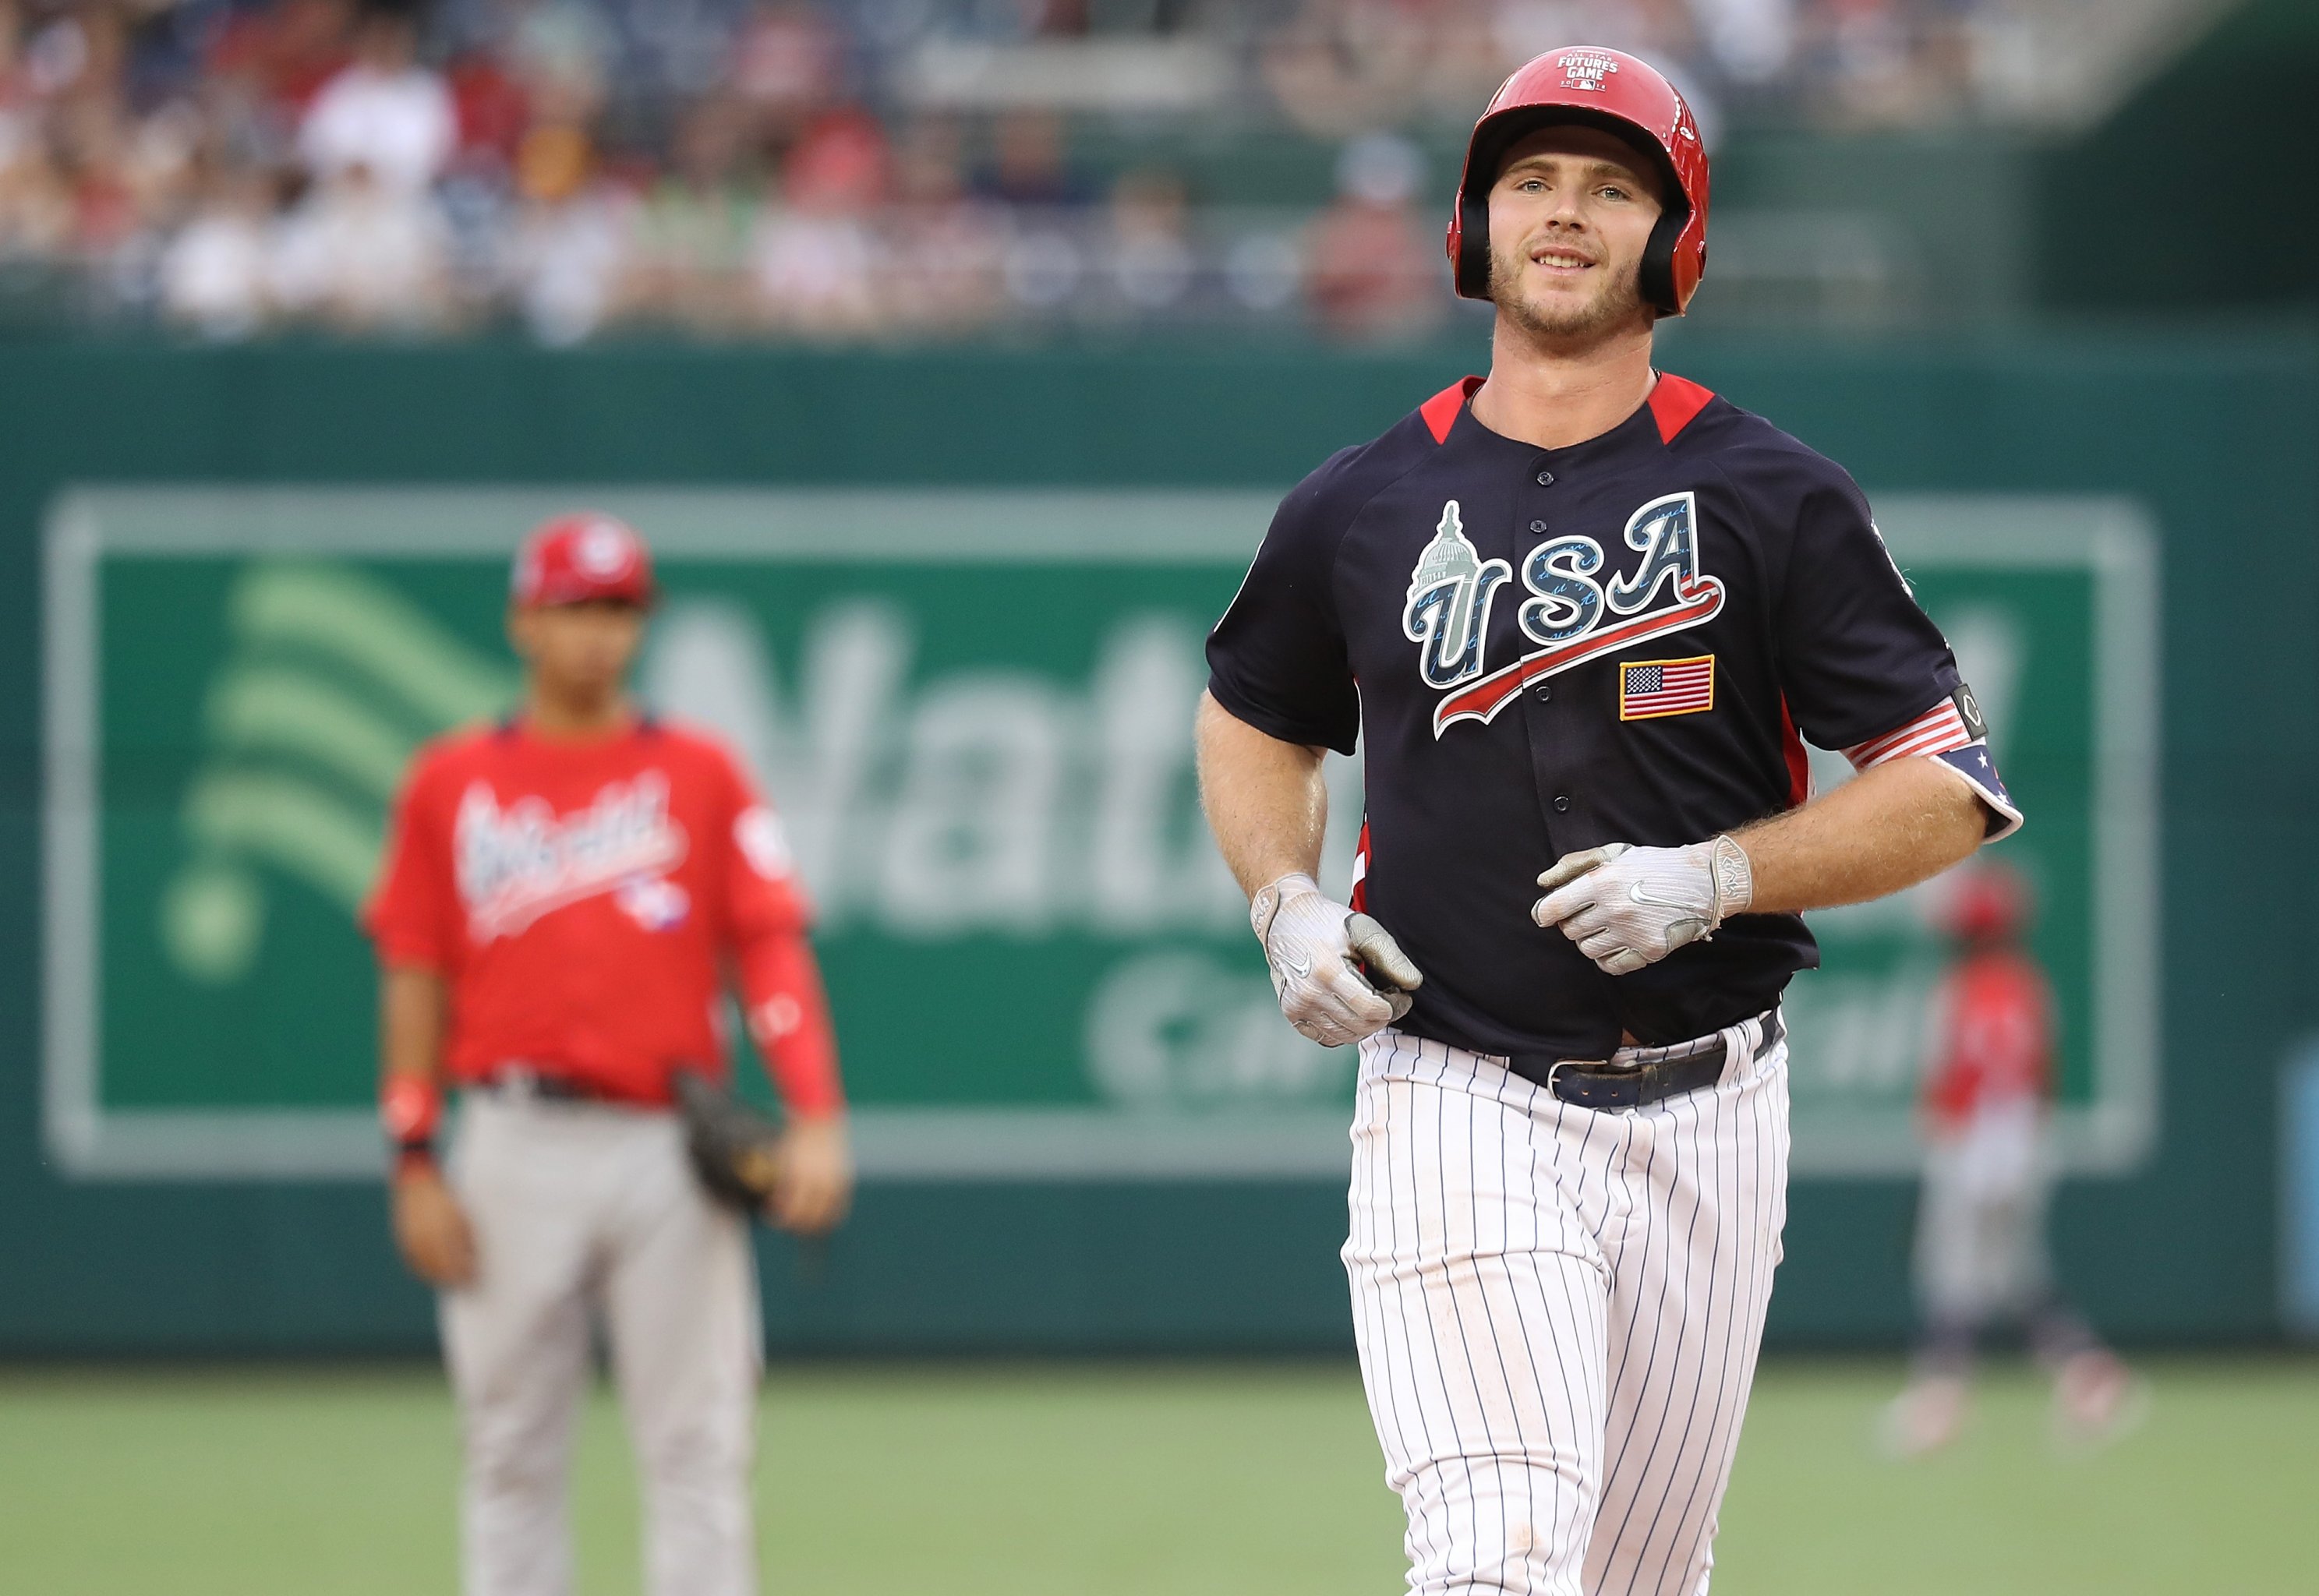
left=671, top=1071, right=785, bottom=1212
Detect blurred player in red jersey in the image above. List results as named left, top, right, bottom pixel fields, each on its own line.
left=1882, top=860, right=2138, bottom=1457
left=366, top=513, right=850, bottom=1596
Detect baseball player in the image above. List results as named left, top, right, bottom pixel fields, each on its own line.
left=1881, top=860, right=2138, bottom=1457
left=369, top=513, right=851, bottom=1596
left=1197, top=47, right=2024, bottom=1595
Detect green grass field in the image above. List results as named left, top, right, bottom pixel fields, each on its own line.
left=2, top=1359, right=2314, bottom=1594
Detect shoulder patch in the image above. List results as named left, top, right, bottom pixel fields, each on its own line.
left=1419, top=376, right=1485, bottom=445
left=1646, top=373, right=1716, bottom=444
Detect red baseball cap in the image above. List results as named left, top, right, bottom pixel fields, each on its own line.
left=511, top=512, right=656, bottom=608
left=1939, top=860, right=2032, bottom=941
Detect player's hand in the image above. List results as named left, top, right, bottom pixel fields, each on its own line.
left=391, top=1163, right=478, bottom=1288
left=1252, top=872, right=1423, bottom=1047
left=770, top=1114, right=853, bottom=1236
left=1532, top=836, right=1755, bottom=976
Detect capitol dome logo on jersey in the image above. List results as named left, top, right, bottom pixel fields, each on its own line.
left=454, top=772, right=688, bottom=940
left=1407, top=491, right=1727, bottom=737
left=1402, top=501, right=1511, bottom=690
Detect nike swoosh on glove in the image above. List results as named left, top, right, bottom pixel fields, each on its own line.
left=1530, top=836, right=1755, bottom=976
left=1250, top=872, right=1423, bottom=1047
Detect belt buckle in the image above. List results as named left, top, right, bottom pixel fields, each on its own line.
left=1544, top=1058, right=1607, bottom=1096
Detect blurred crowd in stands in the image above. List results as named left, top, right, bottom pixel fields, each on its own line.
left=0, top=0, right=2059, bottom=342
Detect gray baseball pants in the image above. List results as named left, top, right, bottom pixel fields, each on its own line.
left=443, top=1089, right=762, bottom=1596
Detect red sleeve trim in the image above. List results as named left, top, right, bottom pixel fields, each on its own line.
left=1777, top=697, right=1812, bottom=810
left=1647, top=373, right=1715, bottom=443
left=1419, top=376, right=1486, bottom=444
left=371, top=937, right=448, bottom=973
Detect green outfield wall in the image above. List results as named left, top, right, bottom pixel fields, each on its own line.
left=1, top=330, right=2311, bottom=1354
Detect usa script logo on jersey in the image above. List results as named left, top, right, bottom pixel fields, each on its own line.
left=454, top=772, right=689, bottom=941
left=1404, top=492, right=1727, bottom=738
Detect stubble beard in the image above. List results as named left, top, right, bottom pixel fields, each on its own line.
left=1488, top=245, right=1651, bottom=351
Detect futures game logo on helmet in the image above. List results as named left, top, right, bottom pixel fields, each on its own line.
left=1555, top=49, right=1621, bottom=91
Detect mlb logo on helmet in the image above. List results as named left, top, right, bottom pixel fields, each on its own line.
left=512, top=511, right=658, bottom=608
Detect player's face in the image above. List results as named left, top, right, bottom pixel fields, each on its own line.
left=508, top=599, right=645, bottom=705
left=1485, top=125, right=1663, bottom=345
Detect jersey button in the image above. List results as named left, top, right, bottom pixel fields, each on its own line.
left=1536, top=470, right=1555, bottom=486
left=1532, top=682, right=1552, bottom=702
left=1553, top=794, right=1572, bottom=812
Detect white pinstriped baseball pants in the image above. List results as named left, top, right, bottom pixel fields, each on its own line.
left=1345, top=1013, right=1790, bottom=1596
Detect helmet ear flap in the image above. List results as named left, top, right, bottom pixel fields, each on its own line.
left=1455, top=192, right=1493, bottom=298
left=1639, top=207, right=1682, bottom=316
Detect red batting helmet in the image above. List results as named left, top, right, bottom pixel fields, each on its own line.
left=511, top=512, right=656, bottom=608
left=1447, top=46, right=1709, bottom=316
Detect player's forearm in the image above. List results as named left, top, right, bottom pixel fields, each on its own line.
left=378, top=965, right=450, bottom=1171
left=1194, top=690, right=1331, bottom=899
left=379, top=966, right=448, bottom=1086
left=1733, top=757, right=1988, bottom=916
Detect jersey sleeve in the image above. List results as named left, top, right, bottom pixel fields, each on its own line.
left=707, top=745, right=843, bottom=1116
left=1204, top=467, right=1361, bottom=755
left=712, top=747, right=813, bottom=941
left=364, top=757, right=458, bottom=970
left=1770, top=465, right=2022, bottom=839
left=736, top=931, right=844, bottom=1118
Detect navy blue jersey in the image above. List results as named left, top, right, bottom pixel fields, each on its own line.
left=1207, top=374, right=2020, bottom=1059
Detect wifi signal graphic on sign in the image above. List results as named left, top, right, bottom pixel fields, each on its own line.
left=160, top=561, right=514, bottom=984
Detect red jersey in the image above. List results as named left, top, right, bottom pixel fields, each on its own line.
left=1920, top=947, right=2051, bottom=1133
left=366, top=717, right=842, bottom=1114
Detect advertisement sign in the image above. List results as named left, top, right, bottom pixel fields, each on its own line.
left=44, top=488, right=2155, bottom=1180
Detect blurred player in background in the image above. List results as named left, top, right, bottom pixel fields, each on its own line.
left=1882, top=860, right=2139, bottom=1457
left=367, top=513, right=851, bottom=1596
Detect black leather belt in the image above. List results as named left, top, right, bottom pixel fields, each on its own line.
left=1507, top=1010, right=1784, bottom=1111
left=474, top=1066, right=616, bottom=1103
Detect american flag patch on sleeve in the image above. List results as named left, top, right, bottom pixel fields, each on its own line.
left=1619, top=655, right=1716, bottom=720
left=1844, top=698, right=1973, bottom=768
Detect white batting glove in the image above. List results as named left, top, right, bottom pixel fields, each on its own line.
left=1250, top=872, right=1424, bottom=1047
left=1531, top=837, right=1755, bottom=976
